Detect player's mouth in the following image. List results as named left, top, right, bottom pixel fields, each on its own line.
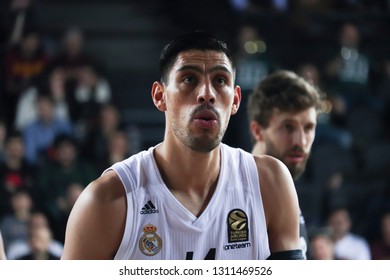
left=193, top=110, right=218, bottom=129
left=286, top=152, right=306, bottom=164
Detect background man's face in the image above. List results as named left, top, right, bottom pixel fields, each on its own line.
left=262, top=107, right=317, bottom=179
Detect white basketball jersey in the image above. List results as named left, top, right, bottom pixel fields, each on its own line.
left=106, top=143, right=270, bottom=260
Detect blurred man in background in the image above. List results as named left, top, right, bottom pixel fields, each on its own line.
left=247, top=70, right=324, bottom=258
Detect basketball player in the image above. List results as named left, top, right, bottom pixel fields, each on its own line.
left=0, top=230, right=6, bottom=260
left=61, top=31, right=303, bottom=260
left=247, top=70, right=324, bottom=258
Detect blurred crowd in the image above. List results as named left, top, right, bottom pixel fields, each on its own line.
left=0, top=0, right=390, bottom=260
left=0, top=0, right=141, bottom=260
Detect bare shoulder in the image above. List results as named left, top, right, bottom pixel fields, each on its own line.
left=62, top=170, right=127, bottom=259
left=252, top=155, right=301, bottom=252
left=85, top=170, right=126, bottom=203
left=253, top=154, right=296, bottom=197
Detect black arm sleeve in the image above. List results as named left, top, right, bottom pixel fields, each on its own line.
left=266, top=250, right=304, bottom=260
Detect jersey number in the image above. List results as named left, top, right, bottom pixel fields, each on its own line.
left=186, top=248, right=216, bottom=260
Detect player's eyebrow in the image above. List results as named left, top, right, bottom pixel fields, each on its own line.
left=176, top=65, right=232, bottom=76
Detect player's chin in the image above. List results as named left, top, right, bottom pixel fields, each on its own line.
left=288, top=163, right=307, bottom=180
left=191, top=135, right=221, bottom=153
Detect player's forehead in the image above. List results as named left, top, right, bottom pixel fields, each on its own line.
left=172, top=49, right=233, bottom=72
left=269, top=107, right=317, bottom=125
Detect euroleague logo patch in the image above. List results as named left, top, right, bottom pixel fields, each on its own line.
left=227, top=209, right=248, bottom=243
left=139, top=224, right=162, bottom=256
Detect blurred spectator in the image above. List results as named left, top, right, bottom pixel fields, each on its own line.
left=72, top=64, right=112, bottom=140
left=1, top=0, right=42, bottom=46
left=16, top=225, right=59, bottom=260
left=53, top=182, right=83, bottom=243
left=82, top=103, right=122, bottom=165
left=327, top=207, right=371, bottom=259
left=48, top=27, right=99, bottom=82
left=14, top=68, right=70, bottom=131
left=97, top=130, right=131, bottom=173
left=297, top=62, right=322, bottom=88
left=234, top=25, right=275, bottom=92
left=35, top=134, right=97, bottom=226
left=0, top=131, right=36, bottom=217
left=47, top=27, right=105, bottom=129
left=324, top=22, right=373, bottom=109
left=7, top=211, right=63, bottom=260
left=3, top=29, right=49, bottom=130
left=322, top=23, right=385, bottom=151
left=296, top=62, right=353, bottom=150
left=309, top=227, right=336, bottom=260
left=370, top=212, right=390, bottom=260
left=0, top=190, right=33, bottom=252
left=229, top=0, right=252, bottom=12
left=22, top=93, right=73, bottom=165
left=225, top=25, right=278, bottom=151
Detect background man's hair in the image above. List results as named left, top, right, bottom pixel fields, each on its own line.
left=247, top=70, right=325, bottom=128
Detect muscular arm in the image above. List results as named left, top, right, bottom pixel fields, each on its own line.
left=0, top=230, right=6, bottom=260
left=61, top=170, right=126, bottom=259
left=255, top=155, right=301, bottom=254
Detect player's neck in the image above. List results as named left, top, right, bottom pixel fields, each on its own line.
left=155, top=143, right=220, bottom=188
left=251, top=141, right=266, bottom=157
left=154, top=142, right=221, bottom=216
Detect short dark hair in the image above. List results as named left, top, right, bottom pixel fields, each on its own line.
left=53, top=134, right=78, bottom=149
left=247, top=70, right=324, bottom=128
left=5, top=130, right=23, bottom=145
left=309, top=227, right=333, bottom=243
left=159, top=30, right=234, bottom=84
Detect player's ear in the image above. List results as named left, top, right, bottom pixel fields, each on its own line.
left=231, top=85, right=241, bottom=115
left=151, top=81, right=166, bottom=112
left=250, top=120, right=264, bottom=141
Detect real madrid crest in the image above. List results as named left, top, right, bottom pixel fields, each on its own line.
left=139, top=223, right=162, bottom=256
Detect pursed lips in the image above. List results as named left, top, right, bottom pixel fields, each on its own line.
left=193, top=110, right=218, bottom=129
left=286, top=151, right=306, bottom=163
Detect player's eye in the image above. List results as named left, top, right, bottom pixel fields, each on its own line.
left=183, top=76, right=196, bottom=84
left=284, top=124, right=294, bottom=133
left=214, top=77, right=227, bottom=86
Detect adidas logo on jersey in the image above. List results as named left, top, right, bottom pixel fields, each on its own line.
left=140, top=200, right=159, bottom=214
